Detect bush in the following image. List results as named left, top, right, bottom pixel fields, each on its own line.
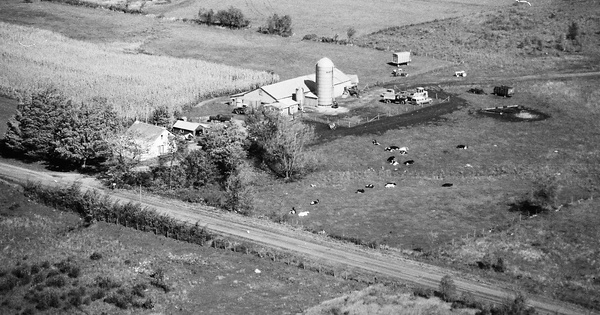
left=213, top=6, right=250, bottom=29
left=260, top=14, right=293, bottom=37
left=413, top=286, right=434, bottom=298
left=45, top=274, right=67, bottom=288
left=95, top=276, right=121, bottom=290
left=150, top=268, right=170, bottom=293
left=90, top=252, right=103, bottom=261
left=0, top=274, right=20, bottom=293
left=439, top=275, right=458, bottom=302
left=302, top=34, right=318, bottom=41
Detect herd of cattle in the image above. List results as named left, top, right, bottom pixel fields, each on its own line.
left=287, top=140, right=469, bottom=217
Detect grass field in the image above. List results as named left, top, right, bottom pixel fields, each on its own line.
left=0, top=181, right=371, bottom=314
left=59, top=0, right=506, bottom=36
left=1, top=0, right=600, bottom=311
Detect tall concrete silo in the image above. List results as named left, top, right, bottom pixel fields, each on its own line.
left=316, top=57, right=334, bottom=106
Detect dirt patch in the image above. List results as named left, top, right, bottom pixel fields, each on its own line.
left=307, top=89, right=468, bottom=143
left=477, top=105, right=550, bottom=122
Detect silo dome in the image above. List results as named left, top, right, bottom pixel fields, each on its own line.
left=316, top=57, right=334, bottom=106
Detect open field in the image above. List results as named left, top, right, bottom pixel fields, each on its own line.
left=0, top=180, right=371, bottom=314
left=0, top=22, right=276, bottom=119
left=48, top=0, right=507, bottom=36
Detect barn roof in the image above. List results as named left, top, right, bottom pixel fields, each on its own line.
left=126, top=121, right=168, bottom=144
left=172, top=120, right=203, bottom=132
left=260, top=68, right=352, bottom=101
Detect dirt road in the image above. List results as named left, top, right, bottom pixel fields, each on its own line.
left=0, top=161, right=593, bottom=315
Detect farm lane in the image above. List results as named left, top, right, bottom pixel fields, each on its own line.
left=0, top=161, right=591, bottom=315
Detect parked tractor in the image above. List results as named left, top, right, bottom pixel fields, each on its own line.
left=392, top=69, right=409, bottom=77
left=343, top=85, right=360, bottom=98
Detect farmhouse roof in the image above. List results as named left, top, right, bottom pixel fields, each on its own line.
left=172, top=120, right=203, bottom=132
left=126, top=121, right=168, bottom=144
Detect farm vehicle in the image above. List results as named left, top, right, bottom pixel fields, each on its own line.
left=454, top=70, right=466, bottom=77
left=342, top=85, right=360, bottom=98
left=380, top=89, right=408, bottom=104
left=392, top=69, right=408, bottom=77
left=493, top=85, right=514, bottom=97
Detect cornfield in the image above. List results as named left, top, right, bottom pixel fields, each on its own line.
left=0, top=22, right=278, bottom=119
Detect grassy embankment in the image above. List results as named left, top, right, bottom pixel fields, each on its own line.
left=0, top=22, right=277, bottom=119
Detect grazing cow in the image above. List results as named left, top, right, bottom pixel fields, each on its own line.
left=384, top=146, right=399, bottom=152
left=310, top=199, right=320, bottom=205
left=365, top=184, right=374, bottom=188
left=372, top=139, right=380, bottom=145
left=398, top=149, right=408, bottom=155
left=456, top=145, right=468, bottom=149
left=403, top=160, right=415, bottom=165
left=442, top=183, right=453, bottom=187
left=398, top=146, right=408, bottom=152
left=385, top=182, right=397, bottom=188
left=289, top=207, right=297, bottom=214
left=387, top=156, right=398, bottom=165
left=298, top=211, right=310, bottom=217
left=356, top=189, right=365, bottom=194
left=310, top=184, right=317, bottom=187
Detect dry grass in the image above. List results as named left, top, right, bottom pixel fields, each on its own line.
left=0, top=21, right=277, bottom=119
left=0, top=181, right=367, bottom=314
left=74, top=0, right=505, bottom=36
left=303, top=284, right=476, bottom=315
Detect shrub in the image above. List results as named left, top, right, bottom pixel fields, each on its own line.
left=439, top=275, right=458, bottom=302
left=90, top=252, right=102, bottom=260
left=214, top=6, right=250, bottom=29
left=132, top=283, right=147, bottom=297
left=413, top=286, right=434, bottom=298
left=260, top=14, right=293, bottom=37
left=0, top=274, right=20, bottom=293
left=302, top=34, right=318, bottom=41
left=150, top=268, right=170, bottom=293
left=95, top=276, right=121, bottom=290
left=45, top=274, right=67, bottom=288
left=104, top=290, right=133, bottom=309
left=90, top=288, right=106, bottom=301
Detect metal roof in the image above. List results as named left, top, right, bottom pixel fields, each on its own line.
left=260, top=68, right=352, bottom=101
left=172, top=120, right=202, bottom=132
left=126, top=121, right=168, bottom=144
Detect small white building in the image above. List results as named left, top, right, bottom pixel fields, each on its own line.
left=172, top=120, right=210, bottom=138
left=125, top=121, right=174, bottom=161
left=264, top=98, right=300, bottom=116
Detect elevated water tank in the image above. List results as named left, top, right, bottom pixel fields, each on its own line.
left=316, top=57, right=334, bottom=106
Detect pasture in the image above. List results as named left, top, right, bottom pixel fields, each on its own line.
left=48, top=0, right=507, bottom=36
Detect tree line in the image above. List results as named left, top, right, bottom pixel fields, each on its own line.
left=197, top=6, right=293, bottom=37
left=2, top=88, right=319, bottom=215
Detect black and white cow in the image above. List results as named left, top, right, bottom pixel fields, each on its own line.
left=372, top=139, right=380, bottom=145
left=387, top=156, right=399, bottom=165
left=442, top=183, right=453, bottom=187
left=456, top=145, right=468, bottom=149
left=403, top=160, right=415, bottom=165
left=356, top=189, right=365, bottom=194
left=385, top=146, right=400, bottom=152
left=310, top=199, right=320, bottom=205
left=365, top=184, right=374, bottom=189
left=385, top=182, right=397, bottom=188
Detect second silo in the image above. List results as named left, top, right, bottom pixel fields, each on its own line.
left=316, top=57, right=334, bottom=106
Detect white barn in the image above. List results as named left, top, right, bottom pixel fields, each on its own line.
left=231, top=59, right=358, bottom=113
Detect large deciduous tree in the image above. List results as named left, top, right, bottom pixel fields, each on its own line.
left=197, top=123, right=247, bottom=182
left=246, top=110, right=317, bottom=180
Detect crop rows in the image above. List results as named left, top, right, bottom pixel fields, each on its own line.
left=0, top=22, right=278, bottom=119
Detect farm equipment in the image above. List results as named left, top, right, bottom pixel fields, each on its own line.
left=454, top=70, right=467, bottom=77
left=343, top=85, right=360, bottom=98
left=208, top=114, right=233, bottom=122
left=392, top=51, right=411, bottom=65
left=493, top=85, right=514, bottom=97
left=408, top=87, right=432, bottom=105
left=380, top=89, right=408, bottom=104
left=392, top=69, right=409, bottom=77
left=467, top=88, right=486, bottom=94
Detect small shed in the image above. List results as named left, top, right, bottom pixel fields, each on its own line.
left=172, top=120, right=209, bottom=137
left=264, top=99, right=299, bottom=116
